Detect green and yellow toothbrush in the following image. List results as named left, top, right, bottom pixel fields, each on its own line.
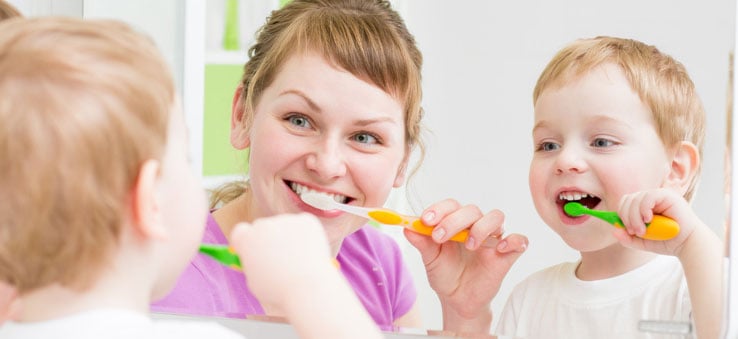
left=564, top=202, right=680, bottom=241
left=199, top=243, right=340, bottom=270
left=199, top=244, right=242, bottom=271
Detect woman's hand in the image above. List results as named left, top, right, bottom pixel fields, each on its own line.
left=404, top=199, right=528, bottom=334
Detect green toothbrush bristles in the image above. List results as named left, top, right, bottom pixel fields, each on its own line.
left=563, top=202, right=586, bottom=217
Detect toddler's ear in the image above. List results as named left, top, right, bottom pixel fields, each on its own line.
left=131, top=159, right=167, bottom=240
left=230, top=85, right=251, bottom=150
left=664, top=141, right=700, bottom=194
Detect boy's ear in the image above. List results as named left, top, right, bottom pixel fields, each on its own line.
left=664, top=141, right=700, bottom=194
left=131, top=159, right=167, bottom=240
left=231, top=85, right=251, bottom=150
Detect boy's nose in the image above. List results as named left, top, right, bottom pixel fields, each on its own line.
left=554, top=146, right=588, bottom=174
left=305, top=139, right=348, bottom=180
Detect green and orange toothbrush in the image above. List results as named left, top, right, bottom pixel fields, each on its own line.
left=199, top=244, right=242, bottom=270
left=563, top=202, right=680, bottom=240
left=199, top=242, right=341, bottom=270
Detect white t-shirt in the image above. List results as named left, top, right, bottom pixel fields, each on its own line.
left=496, top=255, right=691, bottom=339
left=0, top=309, right=244, bottom=339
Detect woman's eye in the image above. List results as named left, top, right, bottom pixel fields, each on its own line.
left=592, top=138, right=615, bottom=148
left=537, top=141, right=559, bottom=152
left=286, top=114, right=311, bottom=129
left=352, top=132, right=379, bottom=145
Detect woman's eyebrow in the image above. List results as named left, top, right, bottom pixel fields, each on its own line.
left=279, top=89, right=321, bottom=113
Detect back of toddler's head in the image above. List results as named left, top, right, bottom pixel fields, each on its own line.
left=0, top=17, right=175, bottom=294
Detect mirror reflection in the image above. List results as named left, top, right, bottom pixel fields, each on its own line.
left=6, top=0, right=735, bottom=338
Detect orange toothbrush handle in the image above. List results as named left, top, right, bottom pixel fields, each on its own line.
left=642, top=215, right=680, bottom=241
left=409, top=219, right=469, bottom=243
left=367, top=209, right=469, bottom=243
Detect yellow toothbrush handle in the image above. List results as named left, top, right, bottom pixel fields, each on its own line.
left=642, top=215, right=680, bottom=241
left=367, top=209, right=468, bottom=242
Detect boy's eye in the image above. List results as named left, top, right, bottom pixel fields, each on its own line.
left=352, top=132, right=379, bottom=145
left=538, top=141, right=559, bottom=152
left=591, top=138, right=615, bottom=148
left=286, top=114, right=311, bottom=128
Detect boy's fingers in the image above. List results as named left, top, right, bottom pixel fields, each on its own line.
left=229, top=222, right=254, bottom=253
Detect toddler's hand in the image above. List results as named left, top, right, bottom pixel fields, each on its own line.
left=230, top=213, right=336, bottom=313
left=0, top=281, right=18, bottom=324
left=614, top=188, right=704, bottom=256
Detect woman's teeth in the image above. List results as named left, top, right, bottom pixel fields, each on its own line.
left=290, top=182, right=348, bottom=204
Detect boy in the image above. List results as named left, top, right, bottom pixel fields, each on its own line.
left=497, top=36, right=723, bottom=338
left=0, top=17, right=380, bottom=338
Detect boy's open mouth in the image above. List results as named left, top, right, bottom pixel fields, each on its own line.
left=557, top=191, right=601, bottom=214
left=286, top=180, right=355, bottom=205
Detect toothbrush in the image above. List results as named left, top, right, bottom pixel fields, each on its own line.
left=199, top=243, right=341, bottom=270
left=199, top=244, right=242, bottom=270
left=563, top=202, right=680, bottom=241
left=301, top=192, right=470, bottom=243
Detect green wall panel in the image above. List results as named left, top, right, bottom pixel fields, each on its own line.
left=203, top=64, right=249, bottom=176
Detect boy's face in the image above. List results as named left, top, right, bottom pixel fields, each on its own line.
left=529, top=63, right=672, bottom=252
left=235, top=52, right=407, bottom=245
left=153, top=103, right=207, bottom=297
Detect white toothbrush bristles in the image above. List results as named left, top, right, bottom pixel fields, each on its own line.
left=300, top=192, right=335, bottom=210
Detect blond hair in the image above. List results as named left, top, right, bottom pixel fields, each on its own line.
left=212, top=0, right=424, bottom=206
left=0, top=0, right=21, bottom=20
left=533, top=36, right=705, bottom=200
left=0, top=17, right=175, bottom=294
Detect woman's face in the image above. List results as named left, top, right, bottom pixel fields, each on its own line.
left=233, top=52, right=408, bottom=244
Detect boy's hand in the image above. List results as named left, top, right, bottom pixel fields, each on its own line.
left=616, top=189, right=724, bottom=339
left=230, top=213, right=336, bottom=314
left=0, top=281, right=18, bottom=323
left=614, top=188, right=705, bottom=257
left=404, top=199, right=528, bottom=334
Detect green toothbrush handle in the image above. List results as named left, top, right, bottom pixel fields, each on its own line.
left=565, top=202, right=679, bottom=241
left=199, top=244, right=242, bottom=270
left=199, top=244, right=341, bottom=271
left=593, top=210, right=680, bottom=241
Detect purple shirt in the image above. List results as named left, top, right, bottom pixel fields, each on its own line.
left=152, top=213, right=416, bottom=327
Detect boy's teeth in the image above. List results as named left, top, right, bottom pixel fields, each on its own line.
left=291, top=182, right=347, bottom=204
left=559, top=192, right=589, bottom=201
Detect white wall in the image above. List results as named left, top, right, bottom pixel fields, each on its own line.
left=395, top=0, right=735, bottom=331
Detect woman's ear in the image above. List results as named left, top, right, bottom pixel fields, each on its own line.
left=393, top=149, right=411, bottom=188
left=664, top=141, right=700, bottom=194
left=231, top=85, right=251, bottom=150
left=130, top=159, right=168, bottom=240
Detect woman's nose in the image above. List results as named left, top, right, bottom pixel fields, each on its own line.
left=305, top=138, right=348, bottom=180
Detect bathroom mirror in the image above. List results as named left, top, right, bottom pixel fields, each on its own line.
left=10, top=0, right=734, bottom=336
left=724, top=3, right=738, bottom=337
